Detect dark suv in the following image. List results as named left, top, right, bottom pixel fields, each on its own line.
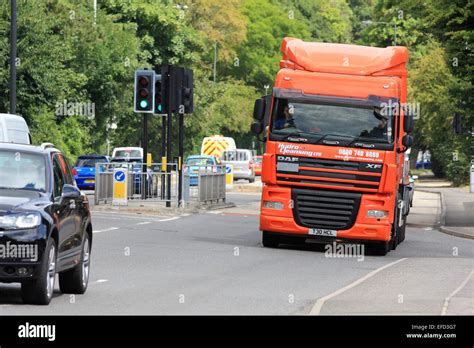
left=0, top=143, right=93, bottom=305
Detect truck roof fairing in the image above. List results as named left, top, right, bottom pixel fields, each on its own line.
left=280, top=37, right=408, bottom=76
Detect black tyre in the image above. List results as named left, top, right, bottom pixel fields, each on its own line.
left=249, top=178, right=255, bottom=183
left=399, top=216, right=407, bottom=243
left=368, top=241, right=390, bottom=256
left=21, top=239, right=56, bottom=305
left=262, top=232, right=280, bottom=248
left=59, top=233, right=91, bottom=294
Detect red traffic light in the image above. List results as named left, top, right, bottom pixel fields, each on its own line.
left=139, top=76, right=149, bottom=87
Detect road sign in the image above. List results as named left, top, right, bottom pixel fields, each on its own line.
left=226, top=164, right=234, bottom=190
left=113, top=168, right=128, bottom=206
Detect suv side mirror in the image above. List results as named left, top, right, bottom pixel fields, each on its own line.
left=253, top=98, right=265, bottom=121
left=453, top=112, right=463, bottom=134
left=62, top=184, right=81, bottom=200
left=403, top=113, right=414, bottom=133
left=401, top=134, right=414, bottom=150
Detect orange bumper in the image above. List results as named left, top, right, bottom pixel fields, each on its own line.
left=259, top=185, right=394, bottom=242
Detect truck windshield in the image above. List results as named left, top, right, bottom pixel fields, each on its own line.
left=271, top=98, right=394, bottom=143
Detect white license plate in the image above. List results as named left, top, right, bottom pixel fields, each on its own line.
left=308, top=229, right=337, bottom=237
left=85, top=180, right=95, bottom=184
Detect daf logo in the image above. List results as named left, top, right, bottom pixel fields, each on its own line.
left=277, top=156, right=299, bottom=162
left=366, top=164, right=382, bottom=169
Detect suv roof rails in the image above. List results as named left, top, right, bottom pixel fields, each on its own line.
left=40, top=142, right=56, bottom=150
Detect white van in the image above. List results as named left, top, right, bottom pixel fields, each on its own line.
left=221, top=149, right=255, bottom=183
left=0, top=113, right=31, bottom=144
left=112, top=147, right=143, bottom=159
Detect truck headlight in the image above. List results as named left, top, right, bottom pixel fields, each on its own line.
left=0, top=213, right=42, bottom=229
left=367, top=210, right=388, bottom=218
left=263, top=201, right=284, bottom=210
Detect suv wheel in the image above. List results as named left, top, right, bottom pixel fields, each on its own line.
left=59, top=234, right=91, bottom=294
left=21, top=239, right=56, bottom=305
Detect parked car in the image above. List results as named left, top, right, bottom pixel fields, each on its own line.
left=185, top=155, right=223, bottom=186
left=73, top=155, right=109, bottom=190
left=253, top=155, right=262, bottom=176
left=0, top=113, right=31, bottom=144
left=0, top=142, right=92, bottom=305
left=221, top=149, right=255, bottom=183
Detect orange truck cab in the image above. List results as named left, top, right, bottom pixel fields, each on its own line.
left=251, top=38, right=415, bottom=255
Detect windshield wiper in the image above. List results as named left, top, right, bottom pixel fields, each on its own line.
left=278, top=131, right=315, bottom=143
left=348, top=137, right=389, bottom=148
left=316, top=134, right=356, bottom=145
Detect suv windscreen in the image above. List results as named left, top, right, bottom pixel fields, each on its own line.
left=75, top=157, right=107, bottom=167
left=0, top=150, right=47, bottom=192
left=271, top=98, right=394, bottom=143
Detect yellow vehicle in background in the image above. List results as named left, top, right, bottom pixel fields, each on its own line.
left=201, top=135, right=237, bottom=159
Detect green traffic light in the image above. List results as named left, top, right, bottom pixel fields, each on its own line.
left=158, top=104, right=162, bottom=112
left=140, top=100, right=148, bottom=109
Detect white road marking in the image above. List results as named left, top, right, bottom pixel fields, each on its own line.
left=137, top=221, right=152, bottom=225
left=310, top=258, right=408, bottom=315
left=441, top=269, right=474, bottom=315
left=95, top=279, right=109, bottom=284
left=158, top=217, right=180, bottom=222
left=93, top=227, right=119, bottom=234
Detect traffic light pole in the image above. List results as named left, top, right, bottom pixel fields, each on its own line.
left=141, top=113, right=149, bottom=200
left=161, top=116, right=166, bottom=200
left=166, top=87, right=173, bottom=208
left=9, top=0, right=17, bottom=114
left=178, top=111, right=184, bottom=207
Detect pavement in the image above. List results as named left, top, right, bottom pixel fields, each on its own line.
left=0, top=190, right=472, bottom=315
left=413, top=178, right=474, bottom=240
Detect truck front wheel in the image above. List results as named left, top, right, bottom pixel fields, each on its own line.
left=262, top=232, right=280, bottom=248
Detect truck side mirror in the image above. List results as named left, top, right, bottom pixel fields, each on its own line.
left=251, top=122, right=264, bottom=135
left=453, top=112, right=463, bottom=134
left=403, top=114, right=414, bottom=133
left=401, top=134, right=414, bottom=150
left=253, top=98, right=265, bottom=121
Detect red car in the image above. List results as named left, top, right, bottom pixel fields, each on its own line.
left=253, top=156, right=262, bottom=175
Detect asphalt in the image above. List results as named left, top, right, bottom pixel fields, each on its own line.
left=0, top=192, right=472, bottom=315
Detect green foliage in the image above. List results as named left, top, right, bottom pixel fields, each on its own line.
left=0, top=0, right=470, bottom=185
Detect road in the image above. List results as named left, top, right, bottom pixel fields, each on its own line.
left=0, top=192, right=473, bottom=315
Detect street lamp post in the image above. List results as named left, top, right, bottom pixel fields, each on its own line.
left=10, top=0, right=17, bottom=114
left=362, top=20, right=397, bottom=46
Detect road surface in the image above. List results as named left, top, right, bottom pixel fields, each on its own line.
left=0, top=192, right=472, bottom=315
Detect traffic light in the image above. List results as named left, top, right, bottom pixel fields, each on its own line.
left=134, top=70, right=155, bottom=113
left=182, top=68, right=194, bottom=114
left=154, top=74, right=165, bottom=114
left=453, top=112, right=463, bottom=134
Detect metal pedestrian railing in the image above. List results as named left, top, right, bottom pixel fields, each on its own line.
left=183, top=165, right=226, bottom=205
left=94, top=162, right=226, bottom=207
left=94, top=162, right=179, bottom=205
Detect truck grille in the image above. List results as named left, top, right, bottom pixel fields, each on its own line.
left=276, top=156, right=382, bottom=193
left=292, top=188, right=361, bottom=230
